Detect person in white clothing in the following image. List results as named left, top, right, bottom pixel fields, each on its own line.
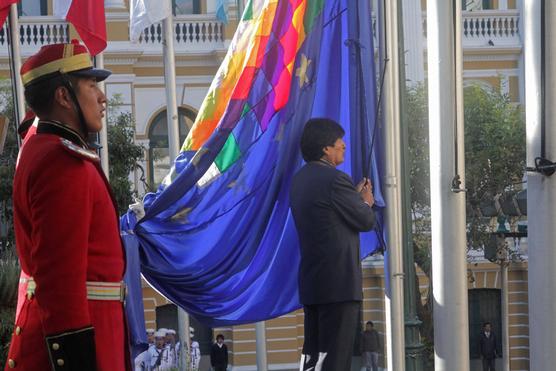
left=147, top=330, right=173, bottom=370
left=190, top=338, right=201, bottom=371
left=133, top=329, right=156, bottom=370
left=146, top=328, right=155, bottom=345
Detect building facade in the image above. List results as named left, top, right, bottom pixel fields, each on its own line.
left=0, top=0, right=528, bottom=370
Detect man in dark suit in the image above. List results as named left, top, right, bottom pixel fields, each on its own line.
left=479, top=322, right=498, bottom=371
left=290, top=118, right=376, bottom=371
left=210, top=334, right=228, bottom=371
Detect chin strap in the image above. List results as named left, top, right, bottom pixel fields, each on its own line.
left=60, top=74, right=89, bottom=143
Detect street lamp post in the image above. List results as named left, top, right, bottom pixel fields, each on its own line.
left=397, top=0, right=425, bottom=369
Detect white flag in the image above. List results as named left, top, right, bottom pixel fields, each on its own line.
left=129, top=0, right=172, bottom=43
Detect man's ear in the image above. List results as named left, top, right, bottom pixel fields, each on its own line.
left=53, top=85, right=73, bottom=110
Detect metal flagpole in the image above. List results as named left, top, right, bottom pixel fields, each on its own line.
left=525, top=0, right=556, bottom=369
left=500, top=250, right=509, bottom=371
left=395, top=0, right=425, bottom=367
left=95, top=53, right=110, bottom=177
left=162, top=2, right=190, bottom=369
left=427, top=0, right=470, bottom=369
left=255, top=322, right=268, bottom=371
left=162, top=6, right=181, bottom=161
left=382, top=0, right=406, bottom=368
left=178, top=308, right=191, bottom=371
left=8, top=4, right=25, bottom=144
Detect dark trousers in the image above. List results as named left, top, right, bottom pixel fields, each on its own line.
left=300, top=301, right=360, bottom=371
left=482, top=357, right=495, bottom=371
left=214, top=366, right=227, bottom=371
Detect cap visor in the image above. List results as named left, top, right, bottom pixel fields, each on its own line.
left=71, top=68, right=112, bottom=82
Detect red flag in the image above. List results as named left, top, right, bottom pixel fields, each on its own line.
left=57, top=0, right=107, bottom=56
left=0, top=0, right=18, bottom=28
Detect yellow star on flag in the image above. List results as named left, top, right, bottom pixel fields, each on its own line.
left=295, top=54, right=312, bottom=88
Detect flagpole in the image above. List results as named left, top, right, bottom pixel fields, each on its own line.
left=95, top=53, right=110, bottom=178
left=525, top=1, right=556, bottom=370
left=162, top=4, right=190, bottom=369
left=426, top=0, right=470, bottom=369
left=8, top=4, right=25, bottom=144
left=178, top=307, right=191, bottom=371
left=382, top=0, right=406, bottom=369
left=255, top=322, right=268, bottom=371
left=162, top=8, right=181, bottom=161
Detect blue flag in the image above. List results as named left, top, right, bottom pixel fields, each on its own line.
left=123, top=0, right=383, bottom=328
left=215, top=0, right=227, bottom=24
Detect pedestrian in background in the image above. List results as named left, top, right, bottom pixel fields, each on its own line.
left=361, top=321, right=381, bottom=371
left=211, top=334, right=229, bottom=371
left=479, top=322, right=498, bottom=371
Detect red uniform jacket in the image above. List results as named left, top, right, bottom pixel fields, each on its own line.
left=6, top=121, right=128, bottom=371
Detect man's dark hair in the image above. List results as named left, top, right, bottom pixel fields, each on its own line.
left=216, top=334, right=225, bottom=340
left=300, top=118, right=345, bottom=162
left=366, top=321, right=374, bottom=327
left=483, top=322, right=491, bottom=328
left=24, top=74, right=80, bottom=117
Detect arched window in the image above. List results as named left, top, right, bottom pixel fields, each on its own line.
left=148, top=107, right=197, bottom=188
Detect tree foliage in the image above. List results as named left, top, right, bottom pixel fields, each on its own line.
left=463, top=85, right=526, bottom=247
left=106, top=96, right=145, bottom=215
left=0, top=83, right=17, bottom=254
left=0, top=82, right=18, bottom=367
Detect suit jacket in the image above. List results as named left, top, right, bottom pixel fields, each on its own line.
left=210, top=343, right=228, bottom=367
left=479, top=331, right=497, bottom=359
left=289, top=161, right=376, bottom=305
left=6, top=121, right=128, bottom=371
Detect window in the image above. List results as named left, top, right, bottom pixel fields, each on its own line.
left=18, top=0, right=47, bottom=16
left=468, top=289, right=502, bottom=359
left=148, top=108, right=196, bottom=188
left=462, top=0, right=493, bottom=10
left=173, top=0, right=201, bottom=15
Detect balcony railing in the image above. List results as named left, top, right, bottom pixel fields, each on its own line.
left=0, top=17, right=69, bottom=49
left=0, top=15, right=224, bottom=54
left=0, top=10, right=520, bottom=56
left=372, top=9, right=521, bottom=49
left=139, top=17, right=224, bottom=45
left=461, top=10, right=520, bottom=47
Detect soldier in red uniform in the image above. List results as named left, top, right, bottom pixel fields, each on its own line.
left=5, top=41, right=129, bottom=371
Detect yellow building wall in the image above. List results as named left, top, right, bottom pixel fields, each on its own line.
left=140, top=259, right=530, bottom=369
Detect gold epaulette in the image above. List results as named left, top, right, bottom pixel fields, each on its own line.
left=59, top=138, right=100, bottom=163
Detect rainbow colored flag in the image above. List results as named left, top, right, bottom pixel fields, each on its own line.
left=124, top=0, right=383, bottom=326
